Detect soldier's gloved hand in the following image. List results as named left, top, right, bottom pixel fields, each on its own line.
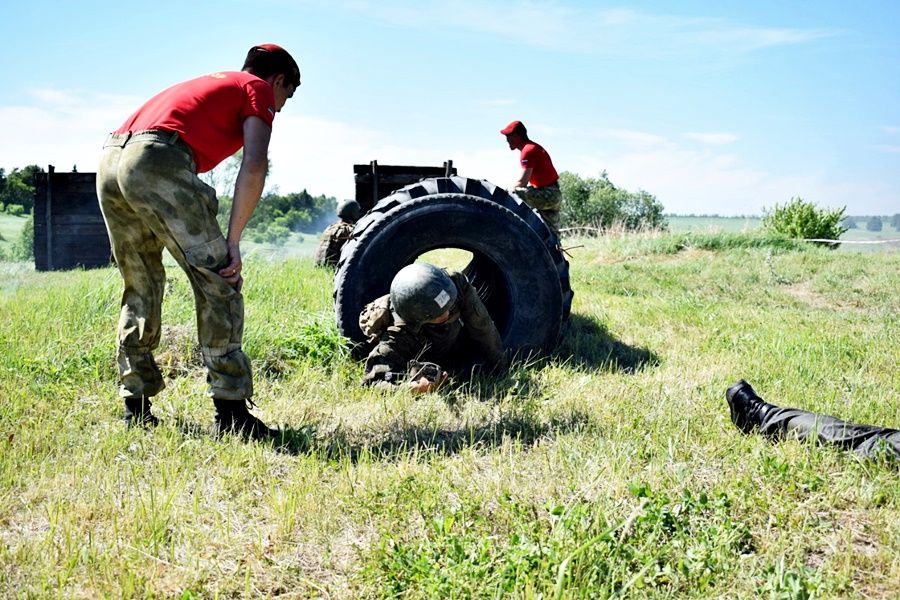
left=408, top=372, right=448, bottom=395
left=219, top=240, right=244, bottom=292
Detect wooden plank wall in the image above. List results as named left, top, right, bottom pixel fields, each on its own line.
left=353, top=160, right=457, bottom=213
left=33, top=167, right=111, bottom=271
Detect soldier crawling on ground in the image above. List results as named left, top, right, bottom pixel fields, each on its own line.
left=314, top=199, right=360, bottom=268
left=359, top=263, right=508, bottom=393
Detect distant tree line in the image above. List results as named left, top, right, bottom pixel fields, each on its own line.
left=665, top=213, right=759, bottom=219
left=0, top=165, right=43, bottom=215
left=559, top=170, right=666, bottom=230
left=0, top=161, right=337, bottom=260
left=203, top=152, right=338, bottom=245
left=216, top=190, right=336, bottom=245
left=841, top=214, right=900, bottom=232
left=0, top=166, right=41, bottom=261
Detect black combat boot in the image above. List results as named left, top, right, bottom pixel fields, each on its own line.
left=213, top=399, right=279, bottom=441
left=123, top=396, right=159, bottom=427
left=725, top=380, right=775, bottom=434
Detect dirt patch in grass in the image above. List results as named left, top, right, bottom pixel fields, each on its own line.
left=803, top=507, right=894, bottom=596
left=783, top=282, right=858, bottom=311
left=155, top=324, right=203, bottom=378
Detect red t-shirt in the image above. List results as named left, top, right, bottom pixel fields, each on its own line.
left=115, top=71, right=276, bottom=173
left=520, top=141, right=559, bottom=187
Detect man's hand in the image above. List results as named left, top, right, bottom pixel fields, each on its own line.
left=513, top=167, right=533, bottom=189
left=408, top=371, right=448, bottom=395
left=219, top=240, right=244, bottom=292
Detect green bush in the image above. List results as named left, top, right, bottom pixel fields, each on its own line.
left=762, top=197, right=846, bottom=247
left=559, top=171, right=666, bottom=231
left=0, top=165, right=42, bottom=213
left=11, top=214, right=34, bottom=261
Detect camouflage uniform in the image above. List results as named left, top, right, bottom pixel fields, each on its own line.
left=515, top=183, right=562, bottom=237
left=313, top=220, right=354, bottom=268
left=97, top=131, right=252, bottom=400
left=360, top=271, right=506, bottom=385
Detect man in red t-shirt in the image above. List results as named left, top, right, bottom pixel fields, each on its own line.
left=500, top=120, right=562, bottom=236
left=97, top=44, right=300, bottom=440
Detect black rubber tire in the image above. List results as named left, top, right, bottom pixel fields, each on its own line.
left=334, top=177, right=573, bottom=355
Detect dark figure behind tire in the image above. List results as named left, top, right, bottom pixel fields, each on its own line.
left=314, top=199, right=360, bottom=269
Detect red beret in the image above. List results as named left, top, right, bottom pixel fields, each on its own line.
left=500, top=120, right=523, bottom=135
left=247, top=43, right=301, bottom=87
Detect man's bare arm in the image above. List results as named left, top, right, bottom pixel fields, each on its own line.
left=219, top=116, right=271, bottom=290
left=514, top=167, right=533, bottom=188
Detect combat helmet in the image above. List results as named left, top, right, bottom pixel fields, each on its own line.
left=390, top=263, right=457, bottom=326
left=337, top=199, right=361, bottom=222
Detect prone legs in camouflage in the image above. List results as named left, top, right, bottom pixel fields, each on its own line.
left=726, top=380, right=900, bottom=461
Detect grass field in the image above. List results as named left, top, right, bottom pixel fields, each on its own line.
left=0, top=214, right=27, bottom=254
left=666, top=215, right=900, bottom=252
left=1, top=230, right=897, bottom=597
left=666, top=216, right=762, bottom=233
left=3, top=212, right=897, bottom=257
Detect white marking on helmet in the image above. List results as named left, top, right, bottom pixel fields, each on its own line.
left=434, top=289, right=451, bottom=308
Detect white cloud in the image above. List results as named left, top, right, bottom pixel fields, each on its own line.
left=684, top=132, right=738, bottom=145
left=3, top=87, right=893, bottom=218
left=605, top=129, right=672, bottom=148
left=687, top=25, right=833, bottom=51
left=874, top=145, right=900, bottom=154
left=561, top=139, right=890, bottom=216
left=478, top=99, right=516, bottom=107
left=0, top=89, right=141, bottom=172
left=331, top=1, right=836, bottom=58
left=266, top=114, right=517, bottom=199
left=884, top=126, right=900, bottom=135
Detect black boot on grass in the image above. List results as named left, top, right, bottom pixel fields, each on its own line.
left=213, top=399, right=278, bottom=441
left=725, top=379, right=775, bottom=434
left=123, top=396, right=159, bottom=427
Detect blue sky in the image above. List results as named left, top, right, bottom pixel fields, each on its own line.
left=2, top=0, right=898, bottom=216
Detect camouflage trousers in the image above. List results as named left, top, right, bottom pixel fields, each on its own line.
left=515, top=183, right=562, bottom=237
left=96, top=130, right=252, bottom=401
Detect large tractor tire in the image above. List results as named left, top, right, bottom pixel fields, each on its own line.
left=334, top=176, right=573, bottom=355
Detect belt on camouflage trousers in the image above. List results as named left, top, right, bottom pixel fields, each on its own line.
left=103, top=129, right=192, bottom=158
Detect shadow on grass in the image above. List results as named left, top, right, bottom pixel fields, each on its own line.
left=553, top=313, right=659, bottom=372
left=271, top=407, right=590, bottom=460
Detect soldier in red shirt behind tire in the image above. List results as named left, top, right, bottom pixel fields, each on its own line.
left=96, top=44, right=300, bottom=440
left=500, top=120, right=562, bottom=237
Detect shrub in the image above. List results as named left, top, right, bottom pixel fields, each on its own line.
left=866, top=216, right=883, bottom=232
left=11, top=214, right=34, bottom=261
left=248, top=222, right=291, bottom=245
left=559, top=171, right=667, bottom=231
left=762, top=197, right=846, bottom=247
